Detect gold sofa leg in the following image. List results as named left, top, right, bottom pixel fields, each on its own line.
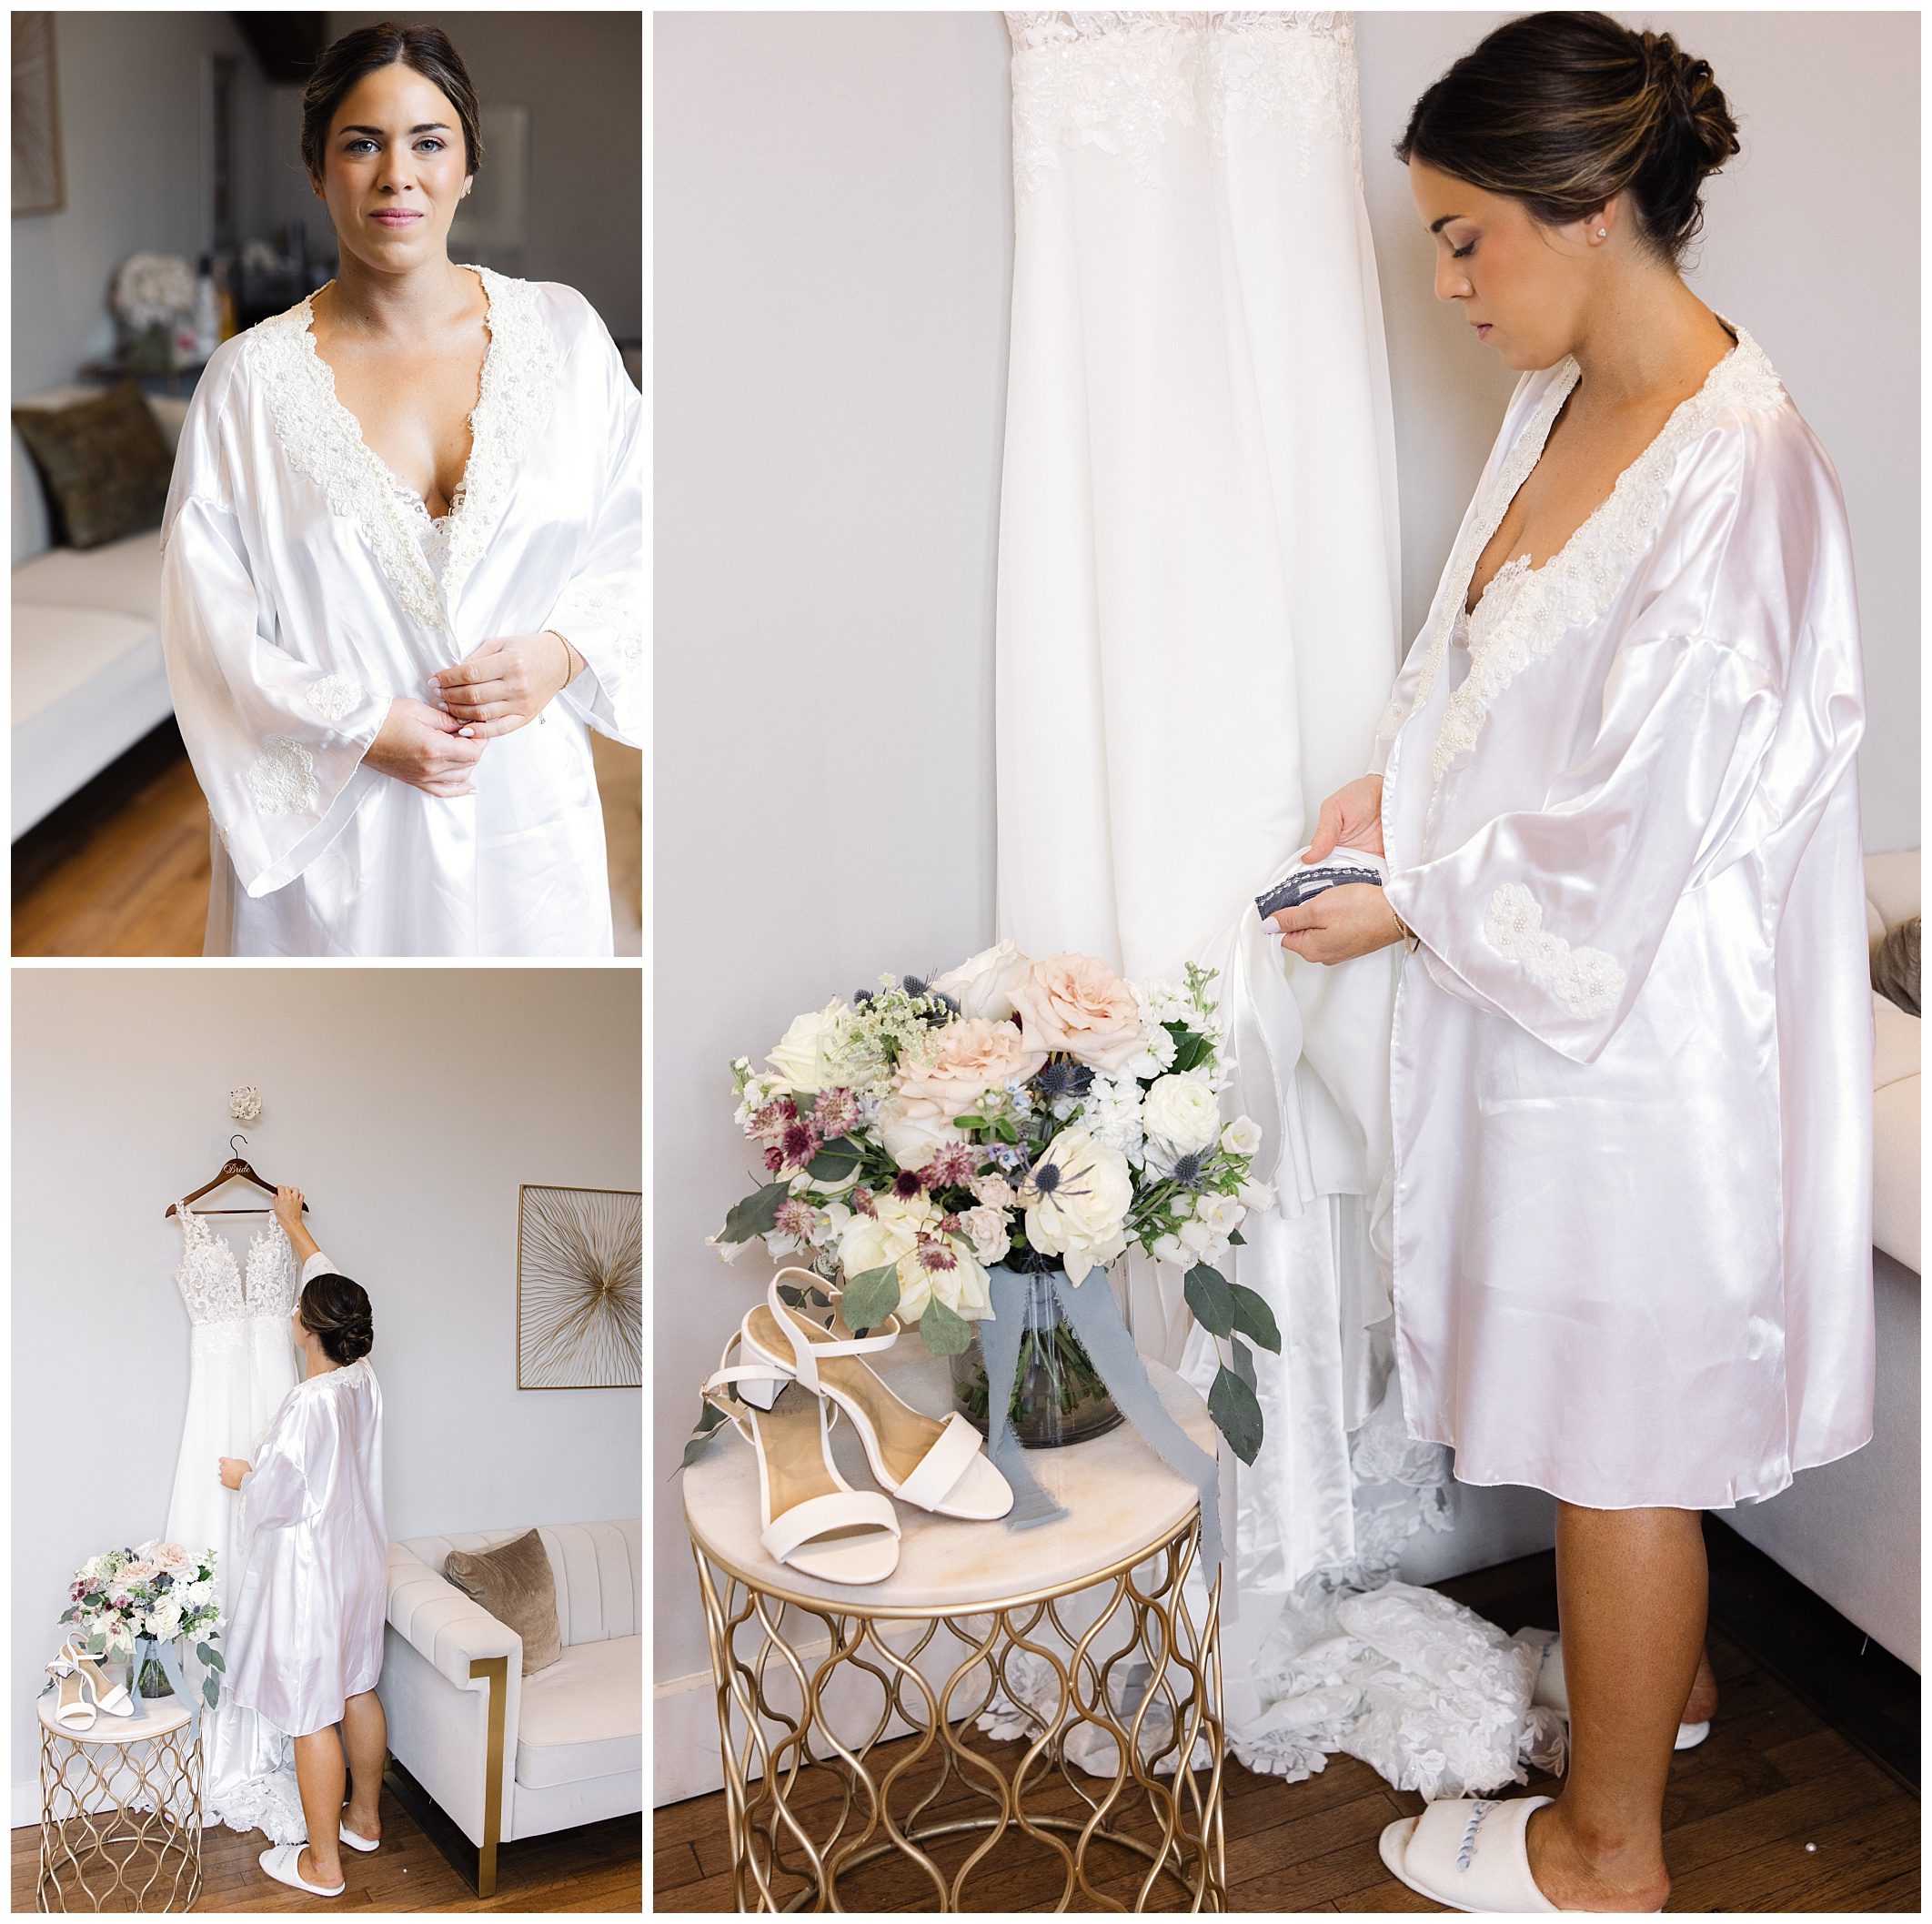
left=469, top=1656, right=508, bottom=1899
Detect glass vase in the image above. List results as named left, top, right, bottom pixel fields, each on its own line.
left=133, top=1637, right=174, bottom=1701
left=950, top=1267, right=1123, bottom=1448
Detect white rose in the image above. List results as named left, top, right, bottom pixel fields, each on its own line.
left=766, top=998, right=847, bottom=1094
left=895, top=1237, right=994, bottom=1324
left=959, top=1204, right=1012, bottom=1265
left=930, top=939, right=1033, bottom=1022
left=838, top=1194, right=934, bottom=1280
left=1221, top=1116, right=1263, bottom=1158
left=876, top=1097, right=964, bottom=1172
left=1023, top=1127, right=1133, bottom=1285
left=969, top=1172, right=1017, bottom=1211
left=1142, top=1074, right=1222, bottom=1156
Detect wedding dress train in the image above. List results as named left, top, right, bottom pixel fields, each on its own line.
left=163, top=1202, right=307, bottom=1843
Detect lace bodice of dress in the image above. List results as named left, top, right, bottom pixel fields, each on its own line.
left=175, top=1203, right=299, bottom=1325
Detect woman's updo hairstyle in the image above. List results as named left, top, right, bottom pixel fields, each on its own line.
left=1394, top=11, right=1740, bottom=269
left=299, top=20, right=484, bottom=188
left=298, top=1272, right=375, bottom=1367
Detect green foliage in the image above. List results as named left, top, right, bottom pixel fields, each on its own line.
left=1209, top=1365, right=1263, bottom=1465
left=720, top=1182, right=790, bottom=1243
left=920, top=1297, right=971, bottom=1356
left=840, top=1263, right=902, bottom=1334
left=1227, top=1281, right=1281, bottom=1353
left=1183, top=1263, right=1234, bottom=1336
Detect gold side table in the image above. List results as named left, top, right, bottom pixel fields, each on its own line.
left=36, top=1689, right=204, bottom=1912
left=685, top=1347, right=1225, bottom=1911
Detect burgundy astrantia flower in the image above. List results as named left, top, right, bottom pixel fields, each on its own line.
left=850, top=1185, right=879, bottom=1217
left=773, top=1198, right=819, bottom=1238
left=912, top=1233, right=961, bottom=1274
left=778, top=1120, right=821, bottom=1170
left=813, top=1087, right=859, bottom=1136
left=763, top=1144, right=786, bottom=1174
left=749, top=1096, right=798, bottom=1140
left=921, top=1142, right=980, bottom=1188
left=936, top=1213, right=963, bottom=1235
left=891, top=1169, right=925, bottom=1201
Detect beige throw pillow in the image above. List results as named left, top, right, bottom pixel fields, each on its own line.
left=444, top=1528, right=564, bottom=1676
left=1873, top=916, right=1920, bottom=1019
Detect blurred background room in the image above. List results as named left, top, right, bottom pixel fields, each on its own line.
left=10, top=9, right=642, bottom=955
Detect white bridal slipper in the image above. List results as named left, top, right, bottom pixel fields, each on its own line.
left=339, top=1820, right=380, bottom=1852
left=1531, top=1631, right=1710, bottom=1751
left=259, top=1842, right=345, bottom=1897
left=1378, top=1795, right=1665, bottom=1913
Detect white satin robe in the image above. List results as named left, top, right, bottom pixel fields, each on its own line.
left=229, top=1259, right=387, bottom=1738
left=158, top=262, right=641, bottom=956
left=1367, top=321, right=1875, bottom=1510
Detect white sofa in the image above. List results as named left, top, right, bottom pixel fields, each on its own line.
left=383, top=1518, right=642, bottom=1896
left=1723, top=851, right=1920, bottom=1669
left=11, top=387, right=187, bottom=835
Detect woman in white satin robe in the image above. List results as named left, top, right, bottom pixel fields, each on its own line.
left=158, top=260, right=641, bottom=956
left=227, top=1256, right=387, bottom=1739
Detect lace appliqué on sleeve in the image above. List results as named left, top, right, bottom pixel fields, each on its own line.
left=548, top=576, right=641, bottom=672
left=247, top=737, right=319, bottom=817
left=305, top=675, right=367, bottom=724
left=1007, top=11, right=1361, bottom=207
left=1481, top=883, right=1625, bottom=1020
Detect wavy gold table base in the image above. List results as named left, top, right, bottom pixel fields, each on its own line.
left=37, top=1720, right=204, bottom=1913
left=692, top=1516, right=1225, bottom=1912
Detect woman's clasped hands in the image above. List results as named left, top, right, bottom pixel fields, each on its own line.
left=1271, top=773, right=1408, bottom=965
left=428, top=629, right=585, bottom=740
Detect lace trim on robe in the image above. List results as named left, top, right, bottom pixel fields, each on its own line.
left=248, top=262, right=559, bottom=630
left=1480, top=881, right=1627, bottom=1019
left=1374, top=326, right=1786, bottom=789
left=1006, top=11, right=1361, bottom=205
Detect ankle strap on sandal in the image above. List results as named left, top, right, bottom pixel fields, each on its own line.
left=766, top=1271, right=901, bottom=1390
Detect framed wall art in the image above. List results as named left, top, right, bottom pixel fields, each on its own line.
left=516, top=1184, right=642, bottom=1389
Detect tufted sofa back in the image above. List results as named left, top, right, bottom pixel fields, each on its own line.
left=397, top=1518, right=640, bottom=1648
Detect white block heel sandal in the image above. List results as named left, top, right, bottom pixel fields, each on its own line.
left=702, top=1334, right=901, bottom=1587
left=741, top=1269, right=1015, bottom=1522
left=43, top=1654, right=97, bottom=1732
left=58, top=1639, right=132, bottom=1717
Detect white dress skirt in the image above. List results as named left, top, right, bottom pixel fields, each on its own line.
left=227, top=1274, right=387, bottom=1738
left=1369, top=320, right=1875, bottom=1510
left=159, top=262, right=641, bottom=957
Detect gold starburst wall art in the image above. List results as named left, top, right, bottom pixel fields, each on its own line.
left=516, top=1184, right=643, bottom=1389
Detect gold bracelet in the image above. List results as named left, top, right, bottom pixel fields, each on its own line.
left=1391, top=902, right=1420, bottom=952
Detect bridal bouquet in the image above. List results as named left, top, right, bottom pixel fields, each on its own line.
left=60, top=1541, right=225, bottom=1708
left=706, top=942, right=1282, bottom=1463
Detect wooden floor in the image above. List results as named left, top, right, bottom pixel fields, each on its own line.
left=654, top=1547, right=1920, bottom=1911
left=13, top=1780, right=641, bottom=1912
left=13, top=722, right=643, bottom=957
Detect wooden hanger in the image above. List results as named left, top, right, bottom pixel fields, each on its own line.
left=163, top=1136, right=311, bottom=1218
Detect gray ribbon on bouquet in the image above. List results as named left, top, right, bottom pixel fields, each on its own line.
left=980, top=1263, right=1224, bottom=1580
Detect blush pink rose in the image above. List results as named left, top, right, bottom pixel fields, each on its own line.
left=1010, top=954, right=1145, bottom=1073
left=891, top=1018, right=1049, bottom=1127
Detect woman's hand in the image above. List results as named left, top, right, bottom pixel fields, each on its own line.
left=272, top=1185, right=305, bottom=1236
left=218, top=1457, right=250, bottom=1492
left=1273, top=882, right=1406, bottom=964
left=364, top=698, right=487, bottom=797
left=1303, top=774, right=1385, bottom=861
left=428, top=631, right=584, bottom=740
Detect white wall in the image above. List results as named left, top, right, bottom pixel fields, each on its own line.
left=12, top=967, right=641, bottom=1811
left=1355, top=9, right=1918, bottom=851
left=652, top=7, right=1012, bottom=1706
left=12, top=11, right=270, bottom=392
left=650, top=9, right=1919, bottom=1787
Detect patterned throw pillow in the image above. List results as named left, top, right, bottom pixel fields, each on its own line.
left=12, top=378, right=175, bottom=550
left=1873, top=916, right=1920, bottom=1019
left=443, top=1528, right=565, bottom=1676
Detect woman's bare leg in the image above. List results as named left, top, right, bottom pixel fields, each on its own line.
left=291, top=1727, right=347, bottom=1887
left=1523, top=1503, right=1706, bottom=1911
left=341, top=1689, right=387, bottom=1841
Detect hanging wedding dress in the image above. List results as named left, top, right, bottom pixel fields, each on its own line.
left=989, top=10, right=1561, bottom=1797
left=163, top=1203, right=307, bottom=1843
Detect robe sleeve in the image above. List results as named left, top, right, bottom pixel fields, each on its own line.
left=237, top=1394, right=337, bottom=1545
left=542, top=307, right=641, bottom=746
left=1386, top=418, right=1857, bottom=1067
left=158, top=341, right=392, bottom=897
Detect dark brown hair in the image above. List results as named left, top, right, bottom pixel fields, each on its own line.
left=299, top=21, right=483, bottom=187
left=1394, top=12, right=1740, bottom=268
left=298, top=1271, right=375, bottom=1367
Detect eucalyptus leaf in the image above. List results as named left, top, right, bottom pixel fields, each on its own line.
left=1227, top=1227, right=1246, bottom=1246
left=1231, top=1335, right=1258, bottom=1393
left=806, top=1136, right=865, bottom=1179
left=1227, top=1281, right=1282, bottom=1354
left=1208, top=1365, right=1264, bottom=1466
left=1183, top=1263, right=1234, bottom=1337
left=841, top=1263, right=902, bottom=1334
left=720, top=1181, right=791, bottom=1243
left=204, top=1676, right=220, bottom=1708
left=88, top=1632, right=106, bottom=1656
left=920, top=1297, right=971, bottom=1357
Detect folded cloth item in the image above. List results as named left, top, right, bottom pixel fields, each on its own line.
left=1255, top=844, right=1390, bottom=923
